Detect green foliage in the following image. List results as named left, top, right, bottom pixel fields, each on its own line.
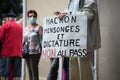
left=0, top=0, right=23, bottom=20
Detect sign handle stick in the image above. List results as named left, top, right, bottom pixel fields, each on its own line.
left=59, top=57, right=63, bottom=80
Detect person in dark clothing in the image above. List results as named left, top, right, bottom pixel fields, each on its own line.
left=47, top=58, right=69, bottom=80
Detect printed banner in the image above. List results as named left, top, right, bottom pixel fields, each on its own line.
left=42, top=14, right=87, bottom=58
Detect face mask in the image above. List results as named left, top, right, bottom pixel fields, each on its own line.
left=28, top=17, right=36, bottom=23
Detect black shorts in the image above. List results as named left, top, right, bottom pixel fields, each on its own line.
left=0, top=56, right=22, bottom=77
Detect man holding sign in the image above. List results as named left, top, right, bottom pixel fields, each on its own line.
left=46, top=0, right=101, bottom=80
left=58, top=0, right=101, bottom=80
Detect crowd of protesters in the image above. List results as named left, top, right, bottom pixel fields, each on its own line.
left=0, top=10, right=43, bottom=80
left=0, top=0, right=101, bottom=80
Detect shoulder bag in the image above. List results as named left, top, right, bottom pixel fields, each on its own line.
left=22, top=41, right=29, bottom=58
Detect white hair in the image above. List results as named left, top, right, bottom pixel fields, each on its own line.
left=8, top=17, right=16, bottom=21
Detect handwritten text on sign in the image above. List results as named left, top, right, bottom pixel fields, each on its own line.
left=42, top=14, right=87, bottom=58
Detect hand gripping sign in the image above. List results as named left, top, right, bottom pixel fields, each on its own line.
left=42, top=14, right=87, bottom=58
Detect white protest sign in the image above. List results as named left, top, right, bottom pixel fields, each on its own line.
left=42, top=14, right=87, bottom=58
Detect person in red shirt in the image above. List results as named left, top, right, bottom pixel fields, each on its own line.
left=0, top=12, right=23, bottom=80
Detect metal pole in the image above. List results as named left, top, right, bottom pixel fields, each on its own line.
left=21, top=0, right=27, bottom=80
left=59, top=57, right=63, bottom=80
left=77, top=57, right=81, bottom=80
left=94, top=50, right=97, bottom=80
left=23, top=0, right=27, bottom=28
